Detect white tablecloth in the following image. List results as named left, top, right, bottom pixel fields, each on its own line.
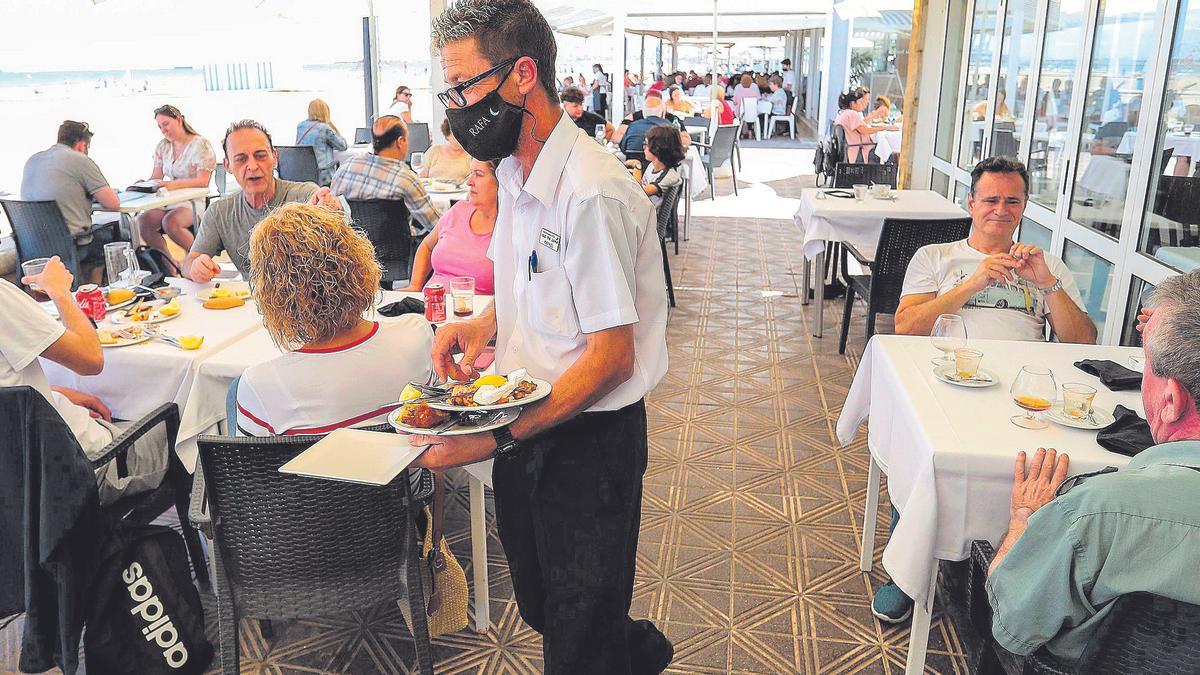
left=793, top=189, right=967, bottom=261
left=1116, top=131, right=1200, bottom=158
left=1076, top=154, right=1131, bottom=198
left=40, top=278, right=267, bottom=467
left=835, top=335, right=1142, bottom=606
left=874, top=130, right=903, bottom=163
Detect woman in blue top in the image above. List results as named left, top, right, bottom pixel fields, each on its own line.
left=295, top=99, right=348, bottom=186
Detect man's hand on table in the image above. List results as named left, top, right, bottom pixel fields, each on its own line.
left=184, top=253, right=221, bottom=283
left=52, top=386, right=112, bottom=421
left=409, top=431, right=497, bottom=470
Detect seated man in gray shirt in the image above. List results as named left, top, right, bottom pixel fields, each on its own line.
left=182, top=119, right=342, bottom=282
left=20, top=121, right=122, bottom=269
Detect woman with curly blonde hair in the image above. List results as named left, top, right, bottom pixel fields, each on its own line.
left=232, top=202, right=434, bottom=436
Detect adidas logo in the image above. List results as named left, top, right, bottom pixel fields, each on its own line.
left=123, top=562, right=190, bottom=668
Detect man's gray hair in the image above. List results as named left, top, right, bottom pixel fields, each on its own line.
left=223, top=119, right=274, bottom=157
left=431, top=0, right=558, bottom=101
left=1146, top=270, right=1200, bottom=404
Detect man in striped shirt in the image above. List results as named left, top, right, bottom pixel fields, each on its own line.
left=330, top=115, right=442, bottom=234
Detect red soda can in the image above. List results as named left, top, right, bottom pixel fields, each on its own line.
left=424, top=283, right=447, bottom=323
left=74, top=284, right=107, bottom=321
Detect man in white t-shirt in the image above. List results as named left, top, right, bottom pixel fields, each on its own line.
left=869, top=156, right=1098, bottom=625
left=1, top=257, right=167, bottom=504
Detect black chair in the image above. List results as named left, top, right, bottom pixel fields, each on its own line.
left=406, top=122, right=432, bottom=159
left=275, top=145, right=320, bottom=183
left=832, top=123, right=874, bottom=164
left=0, top=198, right=118, bottom=284
left=354, top=127, right=371, bottom=145
left=345, top=198, right=414, bottom=289
left=214, top=164, right=230, bottom=196
left=838, top=217, right=973, bottom=354
left=992, top=130, right=1019, bottom=158
left=190, top=434, right=432, bottom=675
left=970, top=539, right=1200, bottom=674
left=833, top=162, right=898, bottom=189
left=655, top=182, right=683, bottom=308
left=696, top=124, right=739, bottom=198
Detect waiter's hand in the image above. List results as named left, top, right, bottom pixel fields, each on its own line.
left=431, top=317, right=494, bottom=382
left=409, top=432, right=496, bottom=470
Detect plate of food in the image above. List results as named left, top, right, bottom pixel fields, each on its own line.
left=110, top=298, right=182, bottom=325
left=424, top=180, right=464, bottom=194
left=933, top=363, right=999, bottom=388
left=423, top=369, right=551, bottom=412
left=197, top=282, right=252, bottom=302
left=98, top=325, right=150, bottom=348
left=388, top=401, right=520, bottom=436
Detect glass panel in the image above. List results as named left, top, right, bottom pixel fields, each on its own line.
left=1018, top=217, right=1052, bottom=250
left=1068, top=1, right=1158, bottom=240
left=1120, top=277, right=1155, bottom=347
left=1029, top=0, right=1087, bottom=209
left=935, top=0, right=968, bottom=161
left=958, top=0, right=1001, bottom=170
left=931, top=169, right=951, bottom=198
left=954, top=181, right=970, bottom=208
left=989, top=0, right=1038, bottom=160
left=1139, top=0, right=1200, bottom=272
left=1062, top=239, right=1114, bottom=335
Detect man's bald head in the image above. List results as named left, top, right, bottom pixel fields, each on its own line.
left=372, top=115, right=408, bottom=158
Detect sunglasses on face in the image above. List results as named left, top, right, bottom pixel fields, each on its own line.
left=437, top=56, right=520, bottom=108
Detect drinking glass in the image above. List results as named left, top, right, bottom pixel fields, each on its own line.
left=954, top=348, right=983, bottom=379
left=1062, top=383, right=1097, bottom=420
left=930, top=314, right=967, bottom=365
left=410, top=152, right=425, bottom=173
left=852, top=183, right=869, bottom=201
left=104, top=241, right=132, bottom=287
left=21, top=257, right=51, bottom=301
left=595, top=124, right=606, bottom=143
left=449, top=276, right=475, bottom=318
left=1010, top=366, right=1057, bottom=429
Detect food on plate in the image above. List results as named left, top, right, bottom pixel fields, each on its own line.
left=97, top=329, right=117, bottom=345
left=106, top=287, right=135, bottom=305
left=124, top=300, right=155, bottom=322
left=203, top=296, right=245, bottom=310
left=157, top=298, right=181, bottom=316
left=397, top=401, right=451, bottom=428
left=209, top=287, right=232, bottom=299
left=474, top=374, right=507, bottom=388
left=444, top=369, right=538, bottom=406
left=178, top=335, right=204, bottom=350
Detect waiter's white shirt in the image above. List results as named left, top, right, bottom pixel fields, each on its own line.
left=491, top=111, right=668, bottom=412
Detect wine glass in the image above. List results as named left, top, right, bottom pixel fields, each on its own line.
left=594, top=123, right=606, bottom=143
left=1010, top=366, right=1057, bottom=429
left=930, top=314, right=967, bottom=366
left=410, top=151, right=425, bottom=174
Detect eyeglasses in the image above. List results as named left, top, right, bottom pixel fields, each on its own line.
left=398, top=91, right=411, bottom=98
left=437, top=56, right=520, bottom=109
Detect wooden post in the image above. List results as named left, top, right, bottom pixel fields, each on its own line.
left=899, top=0, right=928, bottom=189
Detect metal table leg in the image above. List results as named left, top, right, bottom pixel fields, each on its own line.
left=121, top=212, right=141, bottom=248
left=801, top=256, right=811, bottom=306
left=812, top=249, right=825, bottom=337
left=468, top=474, right=491, bottom=632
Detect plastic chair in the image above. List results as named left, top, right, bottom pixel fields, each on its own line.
left=275, top=145, right=320, bottom=184
left=696, top=124, right=740, bottom=198
left=739, top=97, right=762, bottom=140
left=190, top=434, right=432, bottom=675
left=970, top=539, right=1200, bottom=675
left=838, top=217, right=973, bottom=354
left=406, top=122, right=432, bottom=159
left=833, top=162, right=899, bottom=189
left=655, top=182, right=682, bottom=308
left=769, top=98, right=796, bottom=139
left=345, top=198, right=415, bottom=289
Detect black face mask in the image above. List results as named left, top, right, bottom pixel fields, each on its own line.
left=445, top=87, right=528, bottom=162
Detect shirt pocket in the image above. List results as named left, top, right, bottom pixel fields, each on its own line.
left=526, top=266, right=581, bottom=341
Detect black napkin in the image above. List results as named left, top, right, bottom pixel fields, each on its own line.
left=1074, top=359, right=1142, bottom=391
left=378, top=297, right=425, bottom=317
left=1096, top=405, right=1155, bottom=457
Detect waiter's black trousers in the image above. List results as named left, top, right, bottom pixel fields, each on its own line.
left=493, top=399, right=667, bottom=674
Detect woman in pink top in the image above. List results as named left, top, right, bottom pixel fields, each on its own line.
left=404, top=158, right=498, bottom=294
left=833, top=88, right=899, bottom=163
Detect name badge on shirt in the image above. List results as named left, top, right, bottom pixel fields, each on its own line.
left=539, top=228, right=561, bottom=252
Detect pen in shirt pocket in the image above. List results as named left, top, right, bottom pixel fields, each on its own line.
left=528, top=250, right=538, bottom=280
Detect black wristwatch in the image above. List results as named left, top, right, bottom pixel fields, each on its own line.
left=492, top=426, right=522, bottom=460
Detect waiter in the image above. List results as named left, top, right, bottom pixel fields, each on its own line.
left=410, top=1, right=671, bottom=673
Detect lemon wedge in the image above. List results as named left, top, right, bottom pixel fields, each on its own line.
left=158, top=299, right=181, bottom=316
left=474, top=374, right=507, bottom=388
left=178, top=335, right=204, bottom=350
left=400, top=384, right=423, bottom=402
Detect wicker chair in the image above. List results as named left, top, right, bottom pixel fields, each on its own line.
left=971, top=540, right=1200, bottom=674
left=0, top=198, right=118, bottom=283
left=190, top=434, right=433, bottom=674
left=345, top=198, right=415, bottom=289
left=655, top=182, right=682, bottom=308
left=275, top=145, right=321, bottom=184
left=832, top=162, right=898, bottom=189
left=837, top=217, right=973, bottom=354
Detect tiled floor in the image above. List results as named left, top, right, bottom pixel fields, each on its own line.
left=1, top=164, right=969, bottom=674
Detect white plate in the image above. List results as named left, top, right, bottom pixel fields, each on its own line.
left=1044, top=402, right=1116, bottom=430
left=1127, top=354, right=1145, bottom=373
left=197, top=283, right=253, bottom=302
left=933, top=364, right=999, bottom=388
left=99, top=328, right=151, bottom=348
left=424, top=181, right=464, bottom=194
left=389, top=406, right=520, bottom=436
left=110, top=301, right=181, bottom=325
left=427, top=378, right=553, bottom=412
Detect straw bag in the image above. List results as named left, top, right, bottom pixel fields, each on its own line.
left=400, top=472, right=468, bottom=636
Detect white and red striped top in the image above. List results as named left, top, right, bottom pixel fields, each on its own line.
left=235, top=316, right=434, bottom=436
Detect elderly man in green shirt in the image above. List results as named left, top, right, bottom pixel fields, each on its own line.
left=986, top=269, right=1200, bottom=662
